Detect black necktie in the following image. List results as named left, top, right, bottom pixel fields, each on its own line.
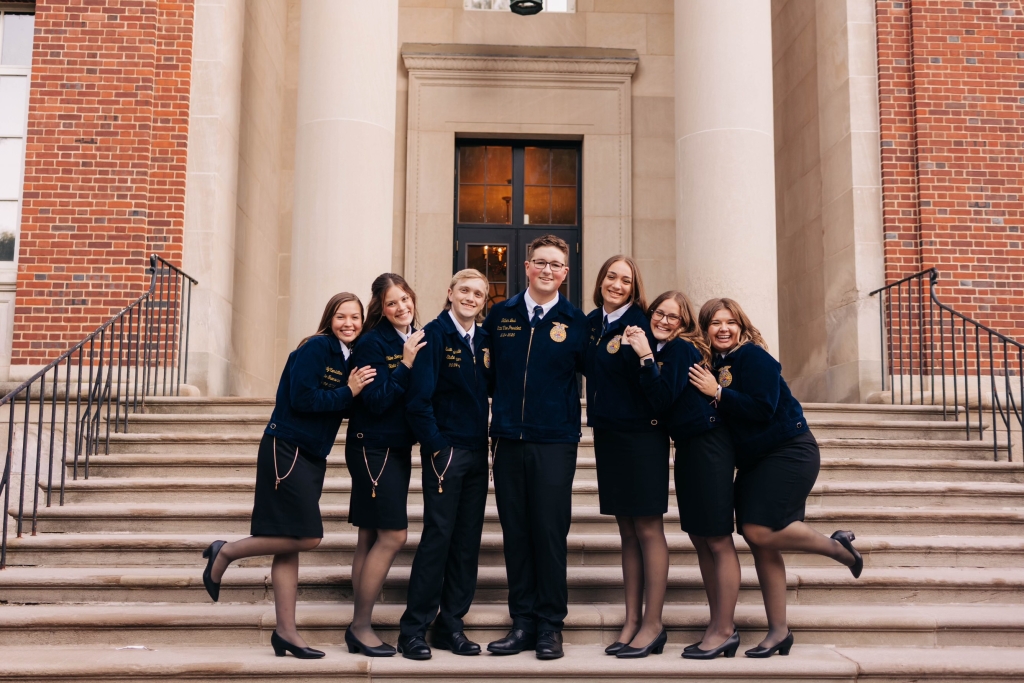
left=531, top=305, right=543, bottom=328
left=464, top=333, right=473, bottom=354
left=601, top=314, right=609, bottom=338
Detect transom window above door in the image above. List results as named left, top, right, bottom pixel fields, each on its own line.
left=454, top=140, right=582, bottom=313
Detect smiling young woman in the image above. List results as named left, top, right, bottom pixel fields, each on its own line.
left=624, top=291, right=742, bottom=660
left=201, top=293, right=375, bottom=660
left=343, top=273, right=427, bottom=657
left=583, top=256, right=670, bottom=659
left=692, top=298, right=863, bottom=659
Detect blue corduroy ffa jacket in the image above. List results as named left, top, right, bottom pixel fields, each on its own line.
left=265, top=334, right=354, bottom=459
left=405, top=312, right=491, bottom=455
left=638, top=337, right=721, bottom=442
left=346, top=323, right=417, bottom=449
left=482, top=292, right=588, bottom=443
left=713, top=342, right=809, bottom=457
left=583, top=304, right=661, bottom=432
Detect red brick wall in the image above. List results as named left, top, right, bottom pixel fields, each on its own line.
left=877, top=0, right=1024, bottom=339
left=12, top=0, right=192, bottom=364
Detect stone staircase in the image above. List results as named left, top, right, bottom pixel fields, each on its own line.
left=2, top=397, right=1024, bottom=681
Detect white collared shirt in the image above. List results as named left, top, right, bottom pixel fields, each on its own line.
left=341, top=342, right=352, bottom=361
left=657, top=341, right=666, bottom=352
left=524, top=289, right=558, bottom=323
left=603, top=302, right=630, bottom=325
left=393, top=325, right=411, bottom=342
left=448, top=309, right=476, bottom=348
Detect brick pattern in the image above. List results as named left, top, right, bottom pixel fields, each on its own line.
left=12, top=0, right=192, bottom=364
left=877, top=0, right=1024, bottom=341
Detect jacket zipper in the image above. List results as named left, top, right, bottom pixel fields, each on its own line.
left=519, top=326, right=536, bottom=439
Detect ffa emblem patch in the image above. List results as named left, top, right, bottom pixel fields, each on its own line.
left=606, top=335, right=622, bottom=354
left=718, top=365, right=733, bottom=387
left=483, top=347, right=491, bottom=369
left=550, top=322, right=568, bottom=342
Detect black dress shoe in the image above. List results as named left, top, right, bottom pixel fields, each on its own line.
left=201, top=540, right=226, bottom=602
left=685, top=628, right=737, bottom=654
left=831, top=530, right=863, bottom=579
left=434, top=630, right=481, bottom=656
left=744, top=630, right=794, bottom=658
left=616, top=629, right=667, bottom=658
left=535, top=631, right=563, bottom=660
left=604, top=641, right=627, bottom=655
left=345, top=627, right=396, bottom=657
left=397, top=634, right=432, bottom=660
left=271, top=631, right=325, bottom=659
left=487, top=629, right=536, bottom=655
left=682, top=630, right=740, bottom=659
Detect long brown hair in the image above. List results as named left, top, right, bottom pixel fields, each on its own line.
left=647, top=290, right=711, bottom=367
left=298, top=292, right=364, bottom=349
left=592, top=255, right=647, bottom=312
left=697, top=297, right=769, bottom=353
left=362, top=273, right=418, bottom=337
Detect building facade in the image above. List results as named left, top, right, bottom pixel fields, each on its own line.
left=1, top=0, right=1022, bottom=404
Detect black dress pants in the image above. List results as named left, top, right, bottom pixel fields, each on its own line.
left=399, top=446, right=489, bottom=637
left=492, top=439, right=577, bottom=634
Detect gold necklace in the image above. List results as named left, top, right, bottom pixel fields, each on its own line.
left=273, top=438, right=299, bottom=490
left=362, top=447, right=390, bottom=498
left=431, top=448, right=454, bottom=493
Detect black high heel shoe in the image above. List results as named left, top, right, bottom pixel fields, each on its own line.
left=271, top=630, right=325, bottom=659
left=201, top=540, right=226, bottom=602
left=744, top=630, right=793, bottom=658
left=684, top=628, right=738, bottom=656
left=831, top=530, right=863, bottom=579
left=682, top=630, right=740, bottom=660
left=345, top=627, right=397, bottom=657
left=604, top=641, right=627, bottom=655
left=615, top=629, right=667, bottom=658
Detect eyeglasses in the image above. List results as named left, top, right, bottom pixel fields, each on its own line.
left=651, top=310, right=682, bottom=325
left=529, top=259, right=566, bottom=273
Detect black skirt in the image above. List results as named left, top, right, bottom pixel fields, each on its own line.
left=250, top=433, right=327, bottom=538
left=593, top=428, right=670, bottom=516
left=345, top=441, right=412, bottom=530
left=734, top=431, right=820, bottom=532
left=674, top=427, right=736, bottom=537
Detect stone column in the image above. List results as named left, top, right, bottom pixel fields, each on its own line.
left=674, top=0, right=779, bottom=353
left=288, top=0, right=399, bottom=345
left=183, top=0, right=246, bottom=396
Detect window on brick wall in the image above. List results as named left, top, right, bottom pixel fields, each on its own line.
left=0, top=8, right=33, bottom=266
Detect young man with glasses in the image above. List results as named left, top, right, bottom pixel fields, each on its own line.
left=482, top=235, right=588, bottom=660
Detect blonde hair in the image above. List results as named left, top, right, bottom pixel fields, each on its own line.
left=697, top=297, right=768, bottom=352
left=443, top=268, right=489, bottom=323
left=647, top=290, right=711, bottom=367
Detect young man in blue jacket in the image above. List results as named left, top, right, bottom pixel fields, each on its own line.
left=482, top=235, right=588, bottom=660
left=398, top=269, right=492, bottom=660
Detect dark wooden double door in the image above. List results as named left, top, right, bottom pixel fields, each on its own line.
left=453, top=140, right=582, bottom=313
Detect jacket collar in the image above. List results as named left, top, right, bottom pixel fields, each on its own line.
left=437, top=310, right=478, bottom=337
left=510, top=290, right=575, bottom=322
left=377, top=322, right=415, bottom=344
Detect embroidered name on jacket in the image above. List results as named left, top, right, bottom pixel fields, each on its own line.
left=321, top=367, right=344, bottom=388
left=497, top=318, right=522, bottom=338
left=445, top=346, right=462, bottom=368
left=385, top=353, right=402, bottom=370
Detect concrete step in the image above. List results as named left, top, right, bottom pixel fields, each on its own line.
left=118, top=413, right=973, bottom=441
left=137, top=397, right=276, bottom=415
left=1, top=564, right=1021, bottom=605
left=73, top=452, right=1024, bottom=482
left=7, top=532, right=1022, bottom=569
left=46, top=475, right=1024, bottom=509
left=14, top=501, right=1024, bottom=535
left=96, top=431, right=999, bottom=461
left=11, top=644, right=1024, bottom=683
left=1, top=602, right=1021, bottom=648
left=801, top=402, right=949, bottom=421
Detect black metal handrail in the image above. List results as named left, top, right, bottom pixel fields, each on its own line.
left=871, top=268, right=1022, bottom=461
left=0, top=255, right=198, bottom=569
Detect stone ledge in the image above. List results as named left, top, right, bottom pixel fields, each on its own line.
left=401, top=43, right=639, bottom=76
